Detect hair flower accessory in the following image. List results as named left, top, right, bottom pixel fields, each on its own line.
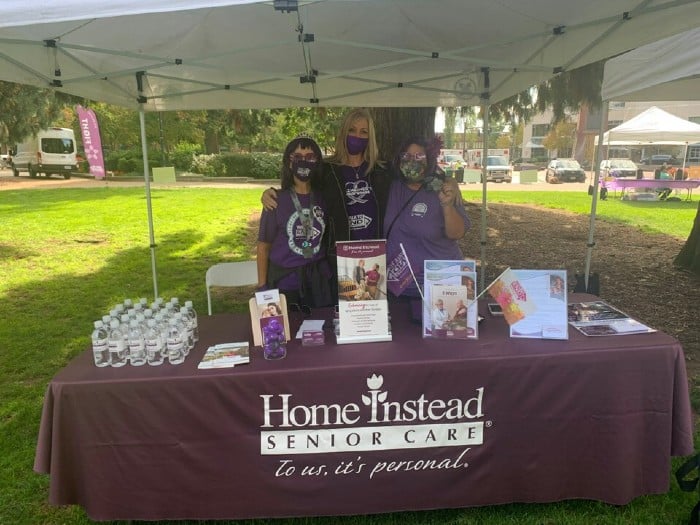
left=426, top=135, right=444, bottom=160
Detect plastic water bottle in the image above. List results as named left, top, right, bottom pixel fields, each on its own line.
left=166, top=318, right=186, bottom=365
left=144, top=319, right=165, bottom=366
left=127, top=319, right=147, bottom=366
left=179, top=307, right=195, bottom=352
left=91, top=320, right=110, bottom=367
left=184, top=300, right=199, bottom=343
left=108, top=319, right=128, bottom=367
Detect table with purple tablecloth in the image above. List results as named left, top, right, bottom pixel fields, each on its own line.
left=602, top=178, right=700, bottom=200
left=34, top=294, right=694, bottom=521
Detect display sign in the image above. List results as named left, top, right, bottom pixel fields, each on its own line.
left=335, top=240, right=391, bottom=344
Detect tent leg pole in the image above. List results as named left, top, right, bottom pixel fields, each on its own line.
left=480, top=103, right=490, bottom=292
left=584, top=101, right=609, bottom=292
left=139, top=108, right=159, bottom=299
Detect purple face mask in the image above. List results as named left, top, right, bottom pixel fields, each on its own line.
left=292, top=160, right=315, bottom=181
left=346, top=135, right=368, bottom=155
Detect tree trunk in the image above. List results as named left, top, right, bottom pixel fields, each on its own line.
left=204, top=128, right=220, bottom=154
left=369, top=108, right=436, bottom=161
left=674, top=201, right=700, bottom=274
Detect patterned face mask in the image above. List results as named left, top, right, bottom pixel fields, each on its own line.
left=400, top=160, right=427, bottom=182
left=292, top=160, right=315, bottom=181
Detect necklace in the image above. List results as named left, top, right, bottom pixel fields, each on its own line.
left=350, top=162, right=365, bottom=180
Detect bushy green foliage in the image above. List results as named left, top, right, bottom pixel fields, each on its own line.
left=250, top=152, right=283, bottom=180
left=190, top=152, right=281, bottom=179
left=191, top=154, right=222, bottom=176
left=104, top=148, right=162, bottom=174
left=219, top=153, right=254, bottom=177
left=170, top=141, right=202, bottom=171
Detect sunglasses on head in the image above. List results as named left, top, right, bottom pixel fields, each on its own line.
left=400, top=152, right=427, bottom=162
left=290, top=154, right=319, bottom=163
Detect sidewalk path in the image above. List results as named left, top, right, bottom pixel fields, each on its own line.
left=0, top=169, right=594, bottom=192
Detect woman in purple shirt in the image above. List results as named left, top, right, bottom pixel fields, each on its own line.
left=384, top=136, right=471, bottom=303
left=256, top=136, right=333, bottom=308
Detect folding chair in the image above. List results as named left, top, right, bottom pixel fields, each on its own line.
left=205, top=261, right=258, bottom=315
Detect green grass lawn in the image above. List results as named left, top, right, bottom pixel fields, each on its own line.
left=0, top=186, right=697, bottom=525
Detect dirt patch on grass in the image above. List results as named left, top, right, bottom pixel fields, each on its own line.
left=461, top=202, right=700, bottom=409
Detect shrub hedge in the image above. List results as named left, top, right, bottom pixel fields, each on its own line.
left=104, top=149, right=282, bottom=179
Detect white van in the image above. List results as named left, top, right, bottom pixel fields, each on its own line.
left=12, top=127, right=77, bottom=179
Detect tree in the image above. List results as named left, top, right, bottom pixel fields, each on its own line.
left=542, top=120, right=576, bottom=156
left=535, top=61, right=604, bottom=123
left=369, top=108, right=436, bottom=161
left=0, top=81, right=68, bottom=146
left=674, top=204, right=700, bottom=274
left=442, top=107, right=457, bottom=148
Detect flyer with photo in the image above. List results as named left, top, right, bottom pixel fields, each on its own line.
left=568, top=301, right=656, bottom=336
left=423, top=259, right=478, bottom=340
left=336, top=240, right=391, bottom=344
left=198, top=342, right=250, bottom=369
left=488, top=269, right=568, bottom=340
left=249, top=288, right=290, bottom=347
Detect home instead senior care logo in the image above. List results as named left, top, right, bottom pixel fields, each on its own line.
left=260, top=374, right=487, bottom=455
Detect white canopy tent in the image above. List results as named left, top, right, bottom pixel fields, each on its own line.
left=602, top=26, right=700, bottom=103
left=2, top=0, right=700, bottom=295
left=584, top=29, right=700, bottom=287
left=595, top=106, right=700, bottom=145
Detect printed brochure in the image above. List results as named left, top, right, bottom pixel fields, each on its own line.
left=423, top=259, right=478, bottom=339
left=198, top=342, right=250, bottom=369
left=568, top=301, right=656, bottom=336
left=488, top=269, right=568, bottom=339
left=335, top=240, right=391, bottom=344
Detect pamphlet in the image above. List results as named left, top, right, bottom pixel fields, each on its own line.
left=423, top=259, right=478, bottom=339
left=488, top=269, right=568, bottom=340
left=568, top=301, right=656, bottom=336
left=335, top=240, right=391, bottom=344
left=248, top=289, right=291, bottom=347
left=198, top=341, right=250, bottom=369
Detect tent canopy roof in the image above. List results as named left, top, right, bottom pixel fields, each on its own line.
left=1, top=0, right=700, bottom=111
left=596, top=106, right=700, bottom=145
left=602, top=26, right=700, bottom=102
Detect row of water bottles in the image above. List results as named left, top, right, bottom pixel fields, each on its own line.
left=91, top=297, right=199, bottom=367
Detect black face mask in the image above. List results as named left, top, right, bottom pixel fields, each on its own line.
left=291, top=160, right=315, bottom=181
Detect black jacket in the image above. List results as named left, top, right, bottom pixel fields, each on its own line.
left=320, top=161, right=392, bottom=254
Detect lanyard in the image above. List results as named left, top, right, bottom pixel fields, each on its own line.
left=290, top=190, right=315, bottom=258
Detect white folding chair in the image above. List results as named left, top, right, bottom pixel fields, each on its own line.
left=205, top=261, right=258, bottom=315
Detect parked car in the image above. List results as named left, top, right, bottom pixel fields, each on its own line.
left=600, top=158, right=639, bottom=178
left=484, top=155, right=512, bottom=183
left=639, top=154, right=676, bottom=166
left=545, top=158, right=586, bottom=183
left=512, top=158, right=538, bottom=171
left=438, top=153, right=466, bottom=170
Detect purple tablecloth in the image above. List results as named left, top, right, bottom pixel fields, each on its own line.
left=34, top=294, right=694, bottom=521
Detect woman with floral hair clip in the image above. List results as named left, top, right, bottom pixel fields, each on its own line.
left=383, top=135, right=470, bottom=309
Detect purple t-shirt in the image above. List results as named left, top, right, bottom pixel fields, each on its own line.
left=340, top=163, right=378, bottom=240
left=258, top=190, right=326, bottom=290
left=383, top=180, right=470, bottom=295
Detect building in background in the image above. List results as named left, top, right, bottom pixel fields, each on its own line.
left=521, top=101, right=700, bottom=168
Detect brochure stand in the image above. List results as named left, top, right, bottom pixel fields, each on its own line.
left=335, top=240, right=392, bottom=345
left=422, top=259, right=479, bottom=340
left=488, top=269, right=568, bottom=340
left=249, top=292, right=291, bottom=347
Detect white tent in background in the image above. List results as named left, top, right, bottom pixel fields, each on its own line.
left=596, top=106, right=700, bottom=145
left=2, top=1, right=700, bottom=295
left=585, top=29, right=700, bottom=290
